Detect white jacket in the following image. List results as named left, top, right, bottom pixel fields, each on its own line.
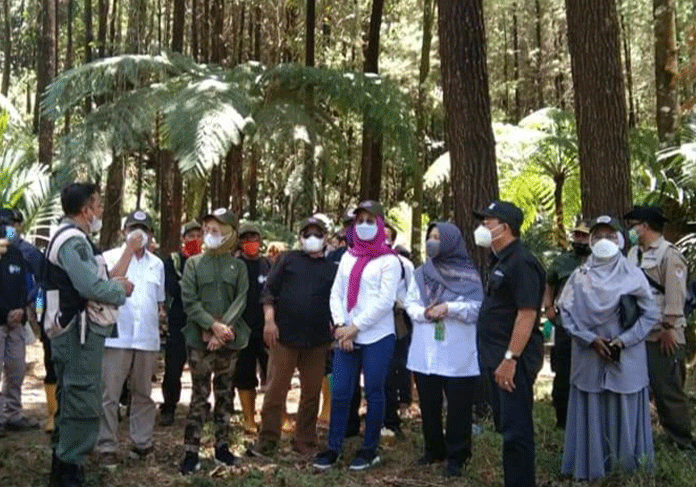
left=330, top=252, right=401, bottom=345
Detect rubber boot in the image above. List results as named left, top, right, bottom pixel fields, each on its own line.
left=238, top=389, right=257, bottom=434
left=45, top=384, right=58, bottom=433
left=317, top=376, right=331, bottom=427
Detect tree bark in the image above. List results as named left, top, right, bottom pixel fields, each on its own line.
left=411, top=0, right=435, bottom=266
left=191, top=0, right=198, bottom=60
left=226, top=142, right=244, bottom=216
left=210, top=0, right=225, bottom=64
left=99, top=154, right=124, bottom=249
left=85, top=0, right=93, bottom=61
left=359, top=0, right=385, bottom=201
left=2, top=0, right=11, bottom=95
left=202, top=0, right=209, bottom=62
left=172, top=0, right=185, bottom=53
left=535, top=0, right=544, bottom=108
left=64, top=0, right=74, bottom=133
left=37, top=0, right=55, bottom=169
left=97, top=0, right=108, bottom=58
left=159, top=149, right=183, bottom=255
left=512, top=2, right=521, bottom=122
left=620, top=10, right=637, bottom=129
left=437, top=0, right=499, bottom=274
left=654, top=0, right=679, bottom=144
left=565, top=0, right=632, bottom=219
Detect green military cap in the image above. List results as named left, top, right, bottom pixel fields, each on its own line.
left=299, top=216, right=328, bottom=234
left=124, top=210, right=154, bottom=231
left=589, top=215, right=623, bottom=233
left=238, top=222, right=261, bottom=238
left=203, top=208, right=239, bottom=229
left=181, top=220, right=202, bottom=237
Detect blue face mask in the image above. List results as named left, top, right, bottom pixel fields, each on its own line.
left=4, top=225, right=17, bottom=241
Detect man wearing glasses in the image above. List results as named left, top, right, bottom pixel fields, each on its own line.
left=254, top=216, right=337, bottom=456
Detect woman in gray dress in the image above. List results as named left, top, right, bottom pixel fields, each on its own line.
left=557, top=216, right=659, bottom=481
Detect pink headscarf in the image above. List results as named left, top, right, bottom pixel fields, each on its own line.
left=346, top=215, right=395, bottom=311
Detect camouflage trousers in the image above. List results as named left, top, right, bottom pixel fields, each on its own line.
left=184, top=347, right=238, bottom=451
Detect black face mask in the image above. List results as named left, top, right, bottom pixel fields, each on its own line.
left=572, top=242, right=591, bottom=256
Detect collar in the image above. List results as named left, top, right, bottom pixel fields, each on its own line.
left=119, top=243, right=152, bottom=262
left=61, top=217, right=89, bottom=237
left=492, top=238, right=520, bottom=264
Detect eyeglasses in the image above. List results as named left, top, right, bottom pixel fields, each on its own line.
left=303, top=231, right=324, bottom=239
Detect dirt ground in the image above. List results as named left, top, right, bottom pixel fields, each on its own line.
left=2, top=342, right=696, bottom=487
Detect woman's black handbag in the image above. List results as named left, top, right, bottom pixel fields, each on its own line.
left=619, top=294, right=642, bottom=330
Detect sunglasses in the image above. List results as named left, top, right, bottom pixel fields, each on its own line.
left=303, top=231, right=324, bottom=239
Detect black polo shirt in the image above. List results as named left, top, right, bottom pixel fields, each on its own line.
left=260, top=250, right=337, bottom=348
left=477, top=239, right=545, bottom=370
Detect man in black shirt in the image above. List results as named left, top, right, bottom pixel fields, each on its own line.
left=159, top=221, right=203, bottom=426
left=233, top=222, right=271, bottom=434
left=474, top=201, right=545, bottom=487
left=256, top=216, right=337, bottom=456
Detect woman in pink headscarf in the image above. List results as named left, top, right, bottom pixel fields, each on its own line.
left=313, top=200, right=402, bottom=471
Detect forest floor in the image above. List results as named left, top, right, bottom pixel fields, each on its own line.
left=2, top=342, right=696, bottom=487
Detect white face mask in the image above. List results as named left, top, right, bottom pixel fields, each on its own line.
left=88, top=209, right=103, bottom=233
left=301, top=236, right=324, bottom=254
left=591, top=238, right=620, bottom=259
left=127, top=228, right=148, bottom=249
left=355, top=222, right=378, bottom=242
left=204, top=233, right=227, bottom=250
left=474, top=224, right=503, bottom=248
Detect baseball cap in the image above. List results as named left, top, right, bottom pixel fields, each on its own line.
left=589, top=215, right=623, bottom=233
left=124, top=210, right=153, bottom=231
left=299, top=216, right=328, bottom=234
left=474, top=201, right=524, bottom=233
left=341, top=207, right=357, bottom=225
left=355, top=200, right=384, bottom=219
left=203, top=208, right=239, bottom=229
left=239, top=222, right=261, bottom=238
left=181, top=220, right=202, bottom=237
left=623, top=206, right=669, bottom=226
left=573, top=219, right=591, bottom=234
left=0, top=208, right=17, bottom=225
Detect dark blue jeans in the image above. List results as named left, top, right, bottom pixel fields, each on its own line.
left=328, top=334, right=395, bottom=454
left=485, top=358, right=537, bottom=487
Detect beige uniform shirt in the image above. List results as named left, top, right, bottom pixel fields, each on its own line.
left=627, top=236, right=688, bottom=343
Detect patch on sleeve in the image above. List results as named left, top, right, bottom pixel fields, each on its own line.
left=75, top=242, right=91, bottom=262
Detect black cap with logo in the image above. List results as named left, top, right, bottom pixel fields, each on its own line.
left=474, top=201, right=524, bottom=233
left=623, top=205, right=669, bottom=226
left=299, top=216, right=328, bottom=234
left=355, top=200, right=384, bottom=219
left=124, top=210, right=154, bottom=231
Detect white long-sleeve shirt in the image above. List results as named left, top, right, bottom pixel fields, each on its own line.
left=405, top=277, right=481, bottom=377
left=330, top=252, right=401, bottom=345
left=103, top=245, right=165, bottom=351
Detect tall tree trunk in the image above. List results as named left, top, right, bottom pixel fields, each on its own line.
left=566, top=0, right=632, bottom=218
left=37, top=0, right=55, bottom=170
left=191, top=0, right=198, bottom=60
left=411, top=0, right=435, bottom=266
left=554, top=20, right=566, bottom=109
left=109, top=0, right=118, bottom=55
left=535, top=0, right=544, bottom=108
left=553, top=173, right=566, bottom=247
left=202, top=0, right=209, bottom=62
left=301, top=0, right=316, bottom=212
left=98, top=0, right=108, bottom=58
left=248, top=144, right=259, bottom=220
left=100, top=155, right=124, bottom=249
left=172, top=0, right=185, bottom=52
left=226, top=142, right=244, bottom=216
left=437, top=0, right=499, bottom=274
left=620, top=10, right=637, bottom=128
left=654, top=0, right=679, bottom=144
left=210, top=0, right=225, bottom=64
left=237, top=2, right=245, bottom=65
left=85, top=0, right=93, bottom=61
left=54, top=0, right=59, bottom=76
left=512, top=2, right=521, bottom=122
left=502, top=15, right=509, bottom=114
left=64, top=0, right=74, bottom=133
left=126, top=0, right=146, bottom=54
left=2, top=0, right=11, bottom=95
left=359, top=0, right=385, bottom=201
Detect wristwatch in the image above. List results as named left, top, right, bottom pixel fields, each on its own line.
left=504, top=350, right=519, bottom=361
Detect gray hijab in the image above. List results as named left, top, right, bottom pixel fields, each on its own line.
left=557, top=251, right=651, bottom=330
left=414, top=222, right=483, bottom=307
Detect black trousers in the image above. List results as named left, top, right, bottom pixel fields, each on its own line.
left=233, top=334, right=268, bottom=390
left=485, top=358, right=537, bottom=487
left=384, top=334, right=412, bottom=430
left=550, top=328, right=571, bottom=428
left=414, top=373, right=475, bottom=465
left=161, top=326, right=187, bottom=413
left=41, top=328, right=57, bottom=384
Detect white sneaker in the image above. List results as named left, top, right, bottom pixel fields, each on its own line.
left=380, top=427, right=395, bottom=437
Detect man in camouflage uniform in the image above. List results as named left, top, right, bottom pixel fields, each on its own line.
left=625, top=206, right=695, bottom=450
left=542, top=221, right=590, bottom=428
left=179, top=208, right=250, bottom=475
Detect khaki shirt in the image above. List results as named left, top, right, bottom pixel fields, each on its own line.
left=627, top=236, right=688, bottom=343
left=181, top=252, right=250, bottom=351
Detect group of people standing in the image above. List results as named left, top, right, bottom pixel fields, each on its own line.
left=1, top=180, right=693, bottom=487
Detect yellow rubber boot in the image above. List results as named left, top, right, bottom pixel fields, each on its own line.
left=238, top=389, right=257, bottom=434
left=317, top=376, right=331, bottom=427
left=44, top=384, right=57, bottom=433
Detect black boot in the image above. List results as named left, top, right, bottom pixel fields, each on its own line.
left=57, top=461, right=84, bottom=487
left=49, top=451, right=60, bottom=487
